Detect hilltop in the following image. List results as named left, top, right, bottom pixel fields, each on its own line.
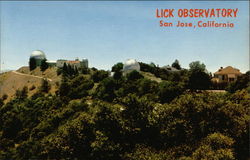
left=0, top=66, right=61, bottom=101
left=0, top=66, right=165, bottom=102
left=0, top=61, right=249, bottom=160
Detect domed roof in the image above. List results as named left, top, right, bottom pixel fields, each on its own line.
left=123, top=59, right=140, bottom=72
left=30, top=50, right=46, bottom=59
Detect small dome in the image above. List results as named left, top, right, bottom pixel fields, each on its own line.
left=123, top=59, right=140, bottom=72
left=30, top=50, right=46, bottom=59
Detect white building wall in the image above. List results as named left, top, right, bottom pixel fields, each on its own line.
left=81, top=59, right=88, bottom=68
left=56, top=59, right=89, bottom=69
left=56, top=60, right=67, bottom=68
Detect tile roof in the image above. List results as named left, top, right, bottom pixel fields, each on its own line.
left=66, top=60, right=80, bottom=64
left=214, top=66, right=242, bottom=75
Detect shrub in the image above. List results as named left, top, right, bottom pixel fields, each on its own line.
left=91, top=70, right=109, bottom=83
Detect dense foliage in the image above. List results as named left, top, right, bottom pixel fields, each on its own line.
left=57, top=63, right=79, bottom=77
left=40, top=59, right=49, bottom=72
left=171, top=59, right=181, bottom=70
left=0, top=63, right=249, bottom=159
left=226, top=71, right=250, bottom=93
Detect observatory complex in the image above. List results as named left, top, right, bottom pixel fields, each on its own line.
left=29, top=50, right=142, bottom=75
left=29, top=50, right=88, bottom=69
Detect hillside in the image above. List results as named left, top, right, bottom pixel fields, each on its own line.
left=141, top=71, right=162, bottom=83
left=17, top=66, right=61, bottom=81
left=0, top=66, right=249, bottom=159
left=0, top=66, right=61, bottom=102
left=0, top=62, right=249, bottom=160
left=0, top=66, right=165, bottom=102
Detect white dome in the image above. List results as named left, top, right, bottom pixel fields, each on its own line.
left=123, top=59, right=140, bottom=72
left=30, top=50, right=46, bottom=59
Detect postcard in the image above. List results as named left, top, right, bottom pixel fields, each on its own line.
left=0, top=1, right=249, bottom=159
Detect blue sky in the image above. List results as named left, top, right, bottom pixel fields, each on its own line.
left=0, top=1, right=249, bottom=73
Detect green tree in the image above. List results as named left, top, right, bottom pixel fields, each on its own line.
left=118, top=94, right=159, bottom=146
left=191, top=133, right=235, bottom=160
left=188, top=71, right=211, bottom=90
left=95, top=77, right=117, bottom=102
left=62, top=63, right=68, bottom=76
left=125, top=145, right=171, bottom=160
left=137, top=78, right=158, bottom=96
left=172, top=59, right=181, bottom=70
left=91, top=70, right=109, bottom=83
left=81, top=67, right=89, bottom=74
left=111, top=62, right=123, bottom=72
left=2, top=113, right=23, bottom=139
left=149, top=62, right=156, bottom=67
left=126, top=70, right=143, bottom=81
left=74, top=67, right=79, bottom=75
left=189, top=61, right=206, bottom=72
left=188, top=61, right=211, bottom=90
left=2, top=94, right=8, bottom=101
left=158, top=81, right=184, bottom=103
left=226, top=71, right=250, bottom=93
left=58, top=78, right=70, bottom=97
left=113, top=71, right=122, bottom=80
left=15, top=86, right=28, bottom=100
left=139, top=62, right=157, bottom=74
left=68, top=75, right=94, bottom=99
left=29, top=57, right=36, bottom=71
left=40, top=112, right=95, bottom=159
left=39, top=79, right=51, bottom=93
left=0, top=98, right=3, bottom=107
left=112, top=62, right=124, bottom=80
left=67, top=64, right=73, bottom=76
left=57, top=68, right=62, bottom=75
left=40, top=59, right=48, bottom=71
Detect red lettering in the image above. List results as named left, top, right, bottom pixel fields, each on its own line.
left=156, top=9, right=175, bottom=18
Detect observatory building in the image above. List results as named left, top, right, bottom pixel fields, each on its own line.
left=29, top=50, right=88, bottom=70
left=213, top=66, right=242, bottom=83
left=56, top=58, right=88, bottom=69
left=30, top=50, right=46, bottom=66
left=123, top=59, right=140, bottom=75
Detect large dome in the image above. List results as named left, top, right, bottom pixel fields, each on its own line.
left=30, top=50, right=46, bottom=59
left=123, top=59, right=140, bottom=72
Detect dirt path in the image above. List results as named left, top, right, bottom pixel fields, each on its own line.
left=12, top=71, right=52, bottom=82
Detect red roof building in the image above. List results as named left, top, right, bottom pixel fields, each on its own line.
left=213, top=66, right=242, bottom=83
